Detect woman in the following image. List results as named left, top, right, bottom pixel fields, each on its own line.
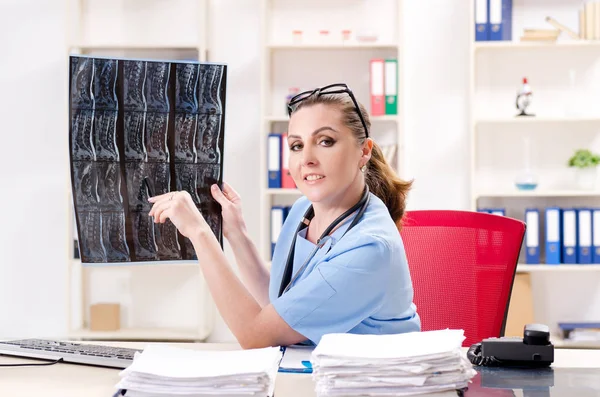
left=148, top=83, right=420, bottom=349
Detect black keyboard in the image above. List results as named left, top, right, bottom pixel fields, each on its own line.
left=0, top=339, right=141, bottom=369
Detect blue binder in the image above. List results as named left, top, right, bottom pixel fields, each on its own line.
left=545, top=207, right=561, bottom=265
left=477, top=208, right=505, bottom=215
left=283, top=206, right=291, bottom=223
left=489, top=0, right=512, bottom=41
left=270, top=206, right=285, bottom=258
left=578, top=208, right=592, bottom=264
left=562, top=209, right=578, bottom=264
left=267, top=134, right=282, bottom=188
left=475, top=0, right=489, bottom=41
left=594, top=209, right=600, bottom=264
left=525, top=209, right=540, bottom=264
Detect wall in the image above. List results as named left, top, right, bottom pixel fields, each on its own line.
left=0, top=0, right=265, bottom=342
left=0, top=0, right=70, bottom=338
left=402, top=1, right=471, bottom=210
left=2, top=0, right=589, bottom=342
left=0, top=0, right=472, bottom=341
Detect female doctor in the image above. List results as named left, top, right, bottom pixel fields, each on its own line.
left=148, top=83, right=421, bottom=349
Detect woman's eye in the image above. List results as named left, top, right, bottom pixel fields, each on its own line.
left=290, top=143, right=302, bottom=151
left=319, top=138, right=334, bottom=147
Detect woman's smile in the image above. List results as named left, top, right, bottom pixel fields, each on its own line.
left=304, top=173, right=326, bottom=184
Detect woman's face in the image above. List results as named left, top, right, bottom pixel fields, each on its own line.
left=287, top=103, right=368, bottom=204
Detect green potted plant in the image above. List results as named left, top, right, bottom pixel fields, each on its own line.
left=568, top=149, right=600, bottom=190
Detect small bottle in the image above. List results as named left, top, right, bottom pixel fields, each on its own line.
left=292, top=30, right=303, bottom=45
left=514, top=136, right=538, bottom=191
left=318, top=29, right=331, bottom=45
left=285, top=87, right=300, bottom=114
left=341, top=29, right=352, bottom=44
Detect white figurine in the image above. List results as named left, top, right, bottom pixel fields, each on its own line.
left=516, top=77, right=534, bottom=117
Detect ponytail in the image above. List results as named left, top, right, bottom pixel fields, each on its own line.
left=365, top=142, right=412, bottom=225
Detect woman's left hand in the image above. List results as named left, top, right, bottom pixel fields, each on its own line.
left=148, top=191, right=208, bottom=239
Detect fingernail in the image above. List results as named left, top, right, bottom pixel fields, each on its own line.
left=211, top=184, right=217, bottom=190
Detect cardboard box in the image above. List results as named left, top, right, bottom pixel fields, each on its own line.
left=505, top=273, right=535, bottom=337
left=90, top=303, right=121, bottom=331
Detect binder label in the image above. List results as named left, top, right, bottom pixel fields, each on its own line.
left=526, top=211, right=539, bottom=247
left=594, top=211, right=600, bottom=246
left=546, top=209, right=559, bottom=242
left=579, top=210, right=592, bottom=247
left=563, top=211, right=576, bottom=247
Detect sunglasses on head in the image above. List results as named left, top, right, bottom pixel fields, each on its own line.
left=286, top=83, right=369, bottom=139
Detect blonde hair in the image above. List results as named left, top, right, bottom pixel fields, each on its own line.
left=292, top=93, right=412, bottom=224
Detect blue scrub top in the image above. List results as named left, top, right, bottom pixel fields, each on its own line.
left=268, top=193, right=421, bottom=345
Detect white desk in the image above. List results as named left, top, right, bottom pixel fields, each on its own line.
left=0, top=343, right=599, bottom=397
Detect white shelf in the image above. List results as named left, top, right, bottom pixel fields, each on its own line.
left=476, top=116, right=600, bottom=125
left=69, top=327, right=204, bottom=341
left=475, top=190, right=600, bottom=198
left=265, top=116, right=289, bottom=122
left=475, top=40, right=600, bottom=51
left=70, top=43, right=201, bottom=51
left=265, top=115, right=399, bottom=123
left=552, top=337, right=600, bottom=349
left=469, top=0, right=600, bottom=351
left=72, top=258, right=199, bottom=268
left=266, top=188, right=302, bottom=196
left=371, top=115, right=400, bottom=122
left=66, top=0, right=212, bottom=342
left=268, top=43, right=398, bottom=50
left=517, top=264, right=600, bottom=273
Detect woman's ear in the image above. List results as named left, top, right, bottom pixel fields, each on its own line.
left=362, top=138, right=374, bottom=162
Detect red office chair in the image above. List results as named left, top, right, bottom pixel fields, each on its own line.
left=399, top=210, right=526, bottom=347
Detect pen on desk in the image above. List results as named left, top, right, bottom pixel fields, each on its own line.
left=278, top=367, right=312, bottom=374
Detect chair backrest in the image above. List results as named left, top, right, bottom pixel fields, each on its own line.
left=399, top=210, right=526, bottom=347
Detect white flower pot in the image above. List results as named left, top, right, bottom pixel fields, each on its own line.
left=575, top=167, right=598, bottom=190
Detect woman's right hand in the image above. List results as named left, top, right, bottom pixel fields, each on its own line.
left=211, top=182, right=246, bottom=240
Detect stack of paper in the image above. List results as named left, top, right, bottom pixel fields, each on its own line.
left=116, top=345, right=283, bottom=397
left=311, top=330, right=477, bottom=397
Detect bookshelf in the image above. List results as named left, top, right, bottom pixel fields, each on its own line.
left=469, top=1, right=600, bottom=209
left=517, top=264, right=600, bottom=273
left=476, top=116, right=600, bottom=124
left=65, top=0, right=214, bottom=341
left=267, top=43, right=399, bottom=50
left=68, top=327, right=202, bottom=341
left=258, top=0, right=405, bottom=262
left=469, top=0, right=600, bottom=346
left=475, top=189, right=600, bottom=198
left=475, top=40, right=600, bottom=50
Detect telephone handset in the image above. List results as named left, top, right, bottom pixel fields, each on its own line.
left=467, top=324, right=554, bottom=368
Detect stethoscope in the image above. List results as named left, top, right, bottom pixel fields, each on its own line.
left=277, top=185, right=371, bottom=297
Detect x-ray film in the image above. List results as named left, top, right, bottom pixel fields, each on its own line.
left=69, top=56, right=227, bottom=263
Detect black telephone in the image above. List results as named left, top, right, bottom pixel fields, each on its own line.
left=467, top=324, right=554, bottom=368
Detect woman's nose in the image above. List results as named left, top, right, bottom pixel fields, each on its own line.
left=300, top=145, right=318, bottom=166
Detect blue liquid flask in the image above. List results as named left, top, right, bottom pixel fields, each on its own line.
left=515, top=136, right=538, bottom=190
